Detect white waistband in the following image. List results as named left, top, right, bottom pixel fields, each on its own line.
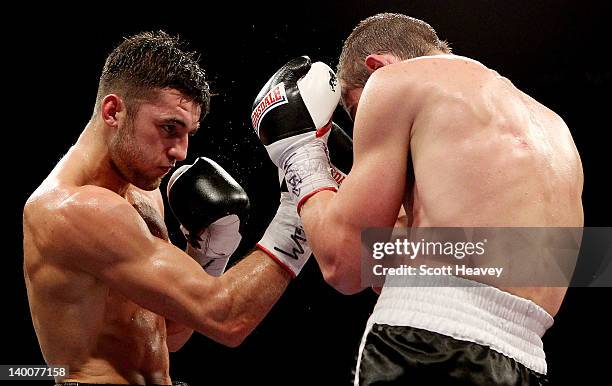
left=368, top=275, right=554, bottom=374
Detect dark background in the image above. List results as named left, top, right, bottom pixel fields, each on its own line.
left=6, top=1, right=610, bottom=384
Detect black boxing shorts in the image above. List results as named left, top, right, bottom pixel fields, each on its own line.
left=358, top=324, right=548, bottom=385
left=354, top=276, right=553, bottom=386
left=55, top=382, right=189, bottom=386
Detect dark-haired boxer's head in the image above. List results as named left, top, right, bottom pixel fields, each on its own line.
left=97, top=31, right=207, bottom=191
left=106, top=88, right=201, bottom=191
left=95, top=31, right=210, bottom=121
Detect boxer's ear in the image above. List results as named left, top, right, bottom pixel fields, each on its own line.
left=101, top=94, right=124, bottom=128
left=364, top=54, right=398, bottom=74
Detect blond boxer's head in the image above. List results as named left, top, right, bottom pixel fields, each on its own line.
left=337, top=13, right=451, bottom=118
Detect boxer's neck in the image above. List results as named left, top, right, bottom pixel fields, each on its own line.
left=73, top=120, right=131, bottom=197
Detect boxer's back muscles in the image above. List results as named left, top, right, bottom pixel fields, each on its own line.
left=405, top=55, right=583, bottom=229
left=334, top=55, right=582, bottom=312
left=24, top=154, right=172, bottom=384
left=403, top=56, right=583, bottom=315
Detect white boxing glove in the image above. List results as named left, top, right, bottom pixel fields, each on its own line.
left=252, top=56, right=341, bottom=211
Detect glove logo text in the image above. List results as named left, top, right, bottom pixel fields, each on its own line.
left=251, top=83, right=288, bottom=134
left=330, top=166, right=346, bottom=185
left=328, top=71, right=338, bottom=92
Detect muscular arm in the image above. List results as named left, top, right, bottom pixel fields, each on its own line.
left=301, top=69, right=414, bottom=294
left=53, top=186, right=290, bottom=347
left=127, top=186, right=195, bottom=351
left=165, top=248, right=289, bottom=350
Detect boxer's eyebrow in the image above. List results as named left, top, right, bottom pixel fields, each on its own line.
left=160, top=117, right=199, bottom=135
left=161, top=117, right=187, bottom=127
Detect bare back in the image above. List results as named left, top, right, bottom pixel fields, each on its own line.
left=23, top=149, right=171, bottom=384
left=405, top=56, right=583, bottom=314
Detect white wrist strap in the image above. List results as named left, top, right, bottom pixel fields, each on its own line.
left=183, top=215, right=242, bottom=277
left=279, top=133, right=338, bottom=212
left=257, top=193, right=311, bottom=277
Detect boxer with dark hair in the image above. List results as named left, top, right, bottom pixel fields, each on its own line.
left=23, top=31, right=310, bottom=386
left=253, top=13, right=583, bottom=386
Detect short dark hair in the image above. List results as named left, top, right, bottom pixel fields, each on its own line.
left=95, top=31, right=210, bottom=120
left=338, top=13, right=451, bottom=91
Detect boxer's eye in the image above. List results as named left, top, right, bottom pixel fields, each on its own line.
left=161, top=124, right=177, bottom=135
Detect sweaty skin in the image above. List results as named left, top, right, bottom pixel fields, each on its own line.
left=302, top=55, right=583, bottom=316
left=23, top=89, right=291, bottom=384
left=25, top=184, right=174, bottom=383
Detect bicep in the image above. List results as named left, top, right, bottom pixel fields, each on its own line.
left=101, top=238, right=214, bottom=328
left=56, top=189, right=220, bottom=333
left=300, top=70, right=414, bottom=293
left=334, top=75, right=412, bottom=229
left=338, top=141, right=407, bottom=229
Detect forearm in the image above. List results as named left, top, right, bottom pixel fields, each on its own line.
left=300, top=191, right=363, bottom=294
left=213, top=249, right=291, bottom=345
left=125, top=242, right=286, bottom=348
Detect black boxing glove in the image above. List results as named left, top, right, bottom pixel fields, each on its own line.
left=328, top=123, right=353, bottom=185
left=252, top=56, right=341, bottom=211
left=167, top=157, right=250, bottom=276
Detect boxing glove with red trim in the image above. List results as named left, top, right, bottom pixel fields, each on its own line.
left=252, top=56, right=341, bottom=211
left=260, top=123, right=352, bottom=277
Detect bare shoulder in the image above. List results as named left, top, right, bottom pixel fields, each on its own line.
left=26, top=184, right=123, bottom=237
left=360, top=56, right=484, bottom=109
left=402, top=54, right=489, bottom=72
left=59, top=185, right=150, bottom=247
left=357, top=59, right=449, bottom=130
left=61, top=185, right=130, bottom=220
left=364, top=62, right=415, bottom=93
left=28, top=184, right=153, bottom=265
left=359, top=64, right=419, bottom=117
left=353, top=65, right=416, bottom=147
left=396, top=54, right=496, bottom=86
left=24, top=181, right=100, bottom=232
